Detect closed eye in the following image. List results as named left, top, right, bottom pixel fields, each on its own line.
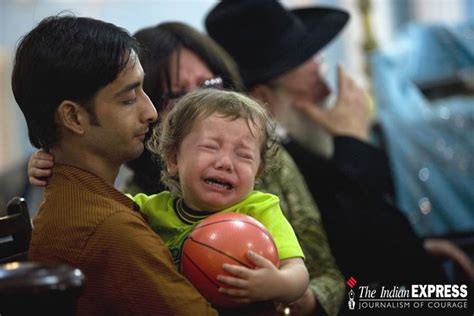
left=121, top=90, right=138, bottom=105
left=237, top=152, right=254, bottom=160
left=199, top=143, right=219, bottom=151
left=122, top=98, right=137, bottom=105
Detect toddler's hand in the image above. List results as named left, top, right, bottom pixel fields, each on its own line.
left=28, top=149, right=55, bottom=186
left=217, top=250, right=282, bottom=304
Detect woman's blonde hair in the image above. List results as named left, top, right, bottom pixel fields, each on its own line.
left=147, top=88, right=277, bottom=194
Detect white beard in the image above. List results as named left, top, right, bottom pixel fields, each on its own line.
left=275, top=103, right=334, bottom=159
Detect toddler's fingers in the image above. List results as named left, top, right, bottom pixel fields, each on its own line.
left=29, top=176, right=47, bottom=187
left=218, top=287, right=249, bottom=299
left=217, top=274, right=248, bottom=288
left=30, top=168, right=52, bottom=178
left=35, top=159, right=54, bottom=169
left=36, top=150, right=55, bottom=161
left=246, top=250, right=273, bottom=268
left=222, top=263, right=252, bottom=278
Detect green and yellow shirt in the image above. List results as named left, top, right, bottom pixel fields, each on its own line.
left=131, top=190, right=304, bottom=266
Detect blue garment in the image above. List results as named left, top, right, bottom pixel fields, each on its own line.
left=371, top=23, right=474, bottom=236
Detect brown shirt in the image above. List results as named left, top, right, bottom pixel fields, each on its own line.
left=29, top=164, right=217, bottom=316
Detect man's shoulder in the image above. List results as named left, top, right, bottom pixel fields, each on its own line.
left=43, top=182, right=132, bottom=215
left=30, top=182, right=150, bottom=264
left=33, top=178, right=141, bottom=242
left=44, top=164, right=137, bottom=217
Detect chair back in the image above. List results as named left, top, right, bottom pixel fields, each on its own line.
left=0, top=197, right=32, bottom=263
left=0, top=262, right=85, bottom=315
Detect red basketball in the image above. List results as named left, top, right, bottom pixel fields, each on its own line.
left=180, top=212, right=279, bottom=308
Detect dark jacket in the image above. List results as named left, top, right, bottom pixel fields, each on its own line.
left=283, top=136, right=446, bottom=285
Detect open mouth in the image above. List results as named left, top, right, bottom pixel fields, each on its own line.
left=204, top=178, right=233, bottom=191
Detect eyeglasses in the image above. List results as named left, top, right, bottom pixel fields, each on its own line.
left=163, top=76, right=224, bottom=105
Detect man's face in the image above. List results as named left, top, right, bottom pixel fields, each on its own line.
left=262, top=55, right=334, bottom=157
left=168, top=113, right=262, bottom=212
left=85, top=52, right=157, bottom=164
left=271, top=55, right=330, bottom=116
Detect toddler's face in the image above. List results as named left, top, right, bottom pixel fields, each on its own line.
left=167, top=113, right=262, bottom=212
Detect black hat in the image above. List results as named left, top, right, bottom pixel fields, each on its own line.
left=205, top=0, right=349, bottom=88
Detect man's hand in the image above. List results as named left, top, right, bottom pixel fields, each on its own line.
left=292, top=65, right=372, bottom=141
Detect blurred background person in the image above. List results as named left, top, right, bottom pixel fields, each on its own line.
left=205, top=0, right=474, bottom=288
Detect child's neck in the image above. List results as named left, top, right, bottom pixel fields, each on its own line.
left=175, top=198, right=216, bottom=225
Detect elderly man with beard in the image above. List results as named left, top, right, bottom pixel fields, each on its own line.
left=206, top=0, right=447, bottom=294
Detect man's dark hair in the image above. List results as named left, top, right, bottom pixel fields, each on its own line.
left=11, top=15, right=140, bottom=149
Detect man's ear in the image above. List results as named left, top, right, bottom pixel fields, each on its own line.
left=166, top=150, right=179, bottom=176
left=250, top=84, right=276, bottom=115
left=56, top=101, right=88, bottom=135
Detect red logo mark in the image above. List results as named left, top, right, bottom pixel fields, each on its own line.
left=346, top=276, right=357, bottom=288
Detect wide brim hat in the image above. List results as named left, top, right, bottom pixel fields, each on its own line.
left=205, top=0, right=349, bottom=88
